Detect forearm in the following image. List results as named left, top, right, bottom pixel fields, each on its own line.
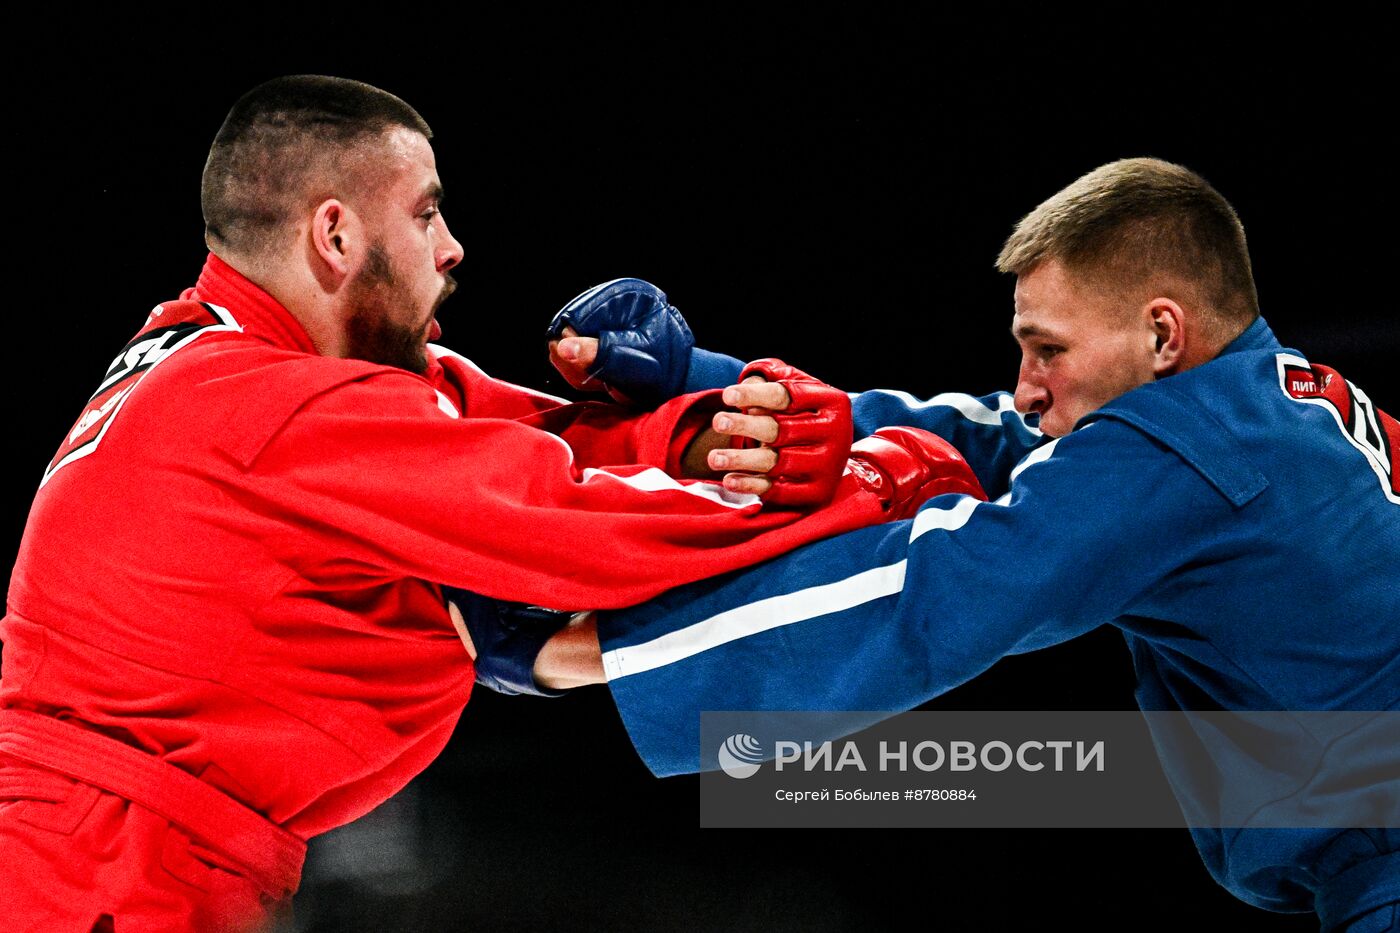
left=517, top=389, right=729, bottom=476
left=533, top=612, right=605, bottom=689
left=678, top=428, right=731, bottom=478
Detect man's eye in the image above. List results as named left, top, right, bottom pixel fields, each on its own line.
left=1039, top=345, right=1064, bottom=359
left=421, top=208, right=439, bottom=223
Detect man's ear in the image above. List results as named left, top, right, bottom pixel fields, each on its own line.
left=309, top=199, right=357, bottom=278
left=1147, top=298, right=1186, bottom=377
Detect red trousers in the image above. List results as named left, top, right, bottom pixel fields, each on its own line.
left=0, top=711, right=303, bottom=932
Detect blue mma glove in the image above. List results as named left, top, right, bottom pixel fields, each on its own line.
left=443, top=586, right=573, bottom=697
left=546, top=278, right=696, bottom=406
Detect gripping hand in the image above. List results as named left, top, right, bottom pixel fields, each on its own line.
left=729, top=358, right=853, bottom=508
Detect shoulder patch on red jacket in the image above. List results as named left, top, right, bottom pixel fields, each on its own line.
left=43, top=301, right=241, bottom=487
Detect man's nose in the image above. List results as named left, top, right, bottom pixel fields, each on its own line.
left=437, top=220, right=464, bottom=273
left=1014, top=364, right=1048, bottom=416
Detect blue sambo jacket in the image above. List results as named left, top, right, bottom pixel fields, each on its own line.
left=597, top=318, right=1399, bottom=929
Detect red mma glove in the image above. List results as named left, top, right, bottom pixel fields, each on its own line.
left=847, top=427, right=988, bottom=521
left=735, top=358, right=853, bottom=508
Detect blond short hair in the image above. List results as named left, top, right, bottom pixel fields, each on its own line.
left=997, top=158, right=1260, bottom=338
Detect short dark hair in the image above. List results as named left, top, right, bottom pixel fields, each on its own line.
left=997, top=158, right=1260, bottom=340
left=201, top=75, right=432, bottom=258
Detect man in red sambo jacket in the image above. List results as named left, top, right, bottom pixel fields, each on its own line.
left=0, top=76, right=980, bottom=932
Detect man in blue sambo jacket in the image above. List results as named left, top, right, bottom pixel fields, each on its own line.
left=509, top=158, right=1400, bottom=930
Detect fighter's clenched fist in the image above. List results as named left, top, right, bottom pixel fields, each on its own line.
left=847, top=427, right=988, bottom=519
left=548, top=277, right=746, bottom=406
left=546, top=278, right=693, bottom=405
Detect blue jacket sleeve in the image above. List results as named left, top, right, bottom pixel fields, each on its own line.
left=683, top=348, right=745, bottom=394
left=848, top=389, right=1045, bottom=498
left=598, top=418, right=1227, bottom=776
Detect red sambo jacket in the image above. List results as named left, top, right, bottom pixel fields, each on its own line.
left=1, top=255, right=889, bottom=926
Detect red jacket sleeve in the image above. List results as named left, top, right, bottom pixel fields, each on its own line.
left=434, top=348, right=718, bottom=475
left=240, top=369, right=884, bottom=610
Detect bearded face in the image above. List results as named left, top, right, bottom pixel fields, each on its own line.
left=344, top=242, right=455, bottom=374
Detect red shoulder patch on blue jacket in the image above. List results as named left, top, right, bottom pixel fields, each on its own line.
left=1281, top=359, right=1397, bottom=497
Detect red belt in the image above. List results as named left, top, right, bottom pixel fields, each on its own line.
left=0, top=708, right=305, bottom=898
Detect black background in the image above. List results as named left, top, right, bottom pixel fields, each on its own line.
left=7, top=11, right=1393, bottom=932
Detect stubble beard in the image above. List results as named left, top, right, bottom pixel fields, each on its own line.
left=345, top=243, right=455, bottom=374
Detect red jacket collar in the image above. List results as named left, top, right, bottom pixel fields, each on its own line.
left=183, top=253, right=317, bottom=354
left=181, top=252, right=445, bottom=387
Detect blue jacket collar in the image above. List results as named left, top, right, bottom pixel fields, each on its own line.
left=1217, top=316, right=1279, bottom=357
